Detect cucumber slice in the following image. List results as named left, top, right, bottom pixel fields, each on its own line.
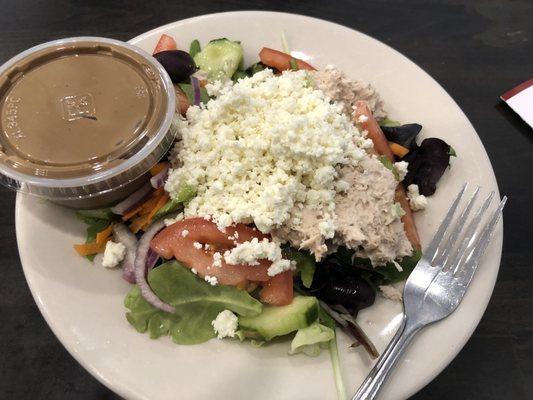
left=238, top=296, right=319, bottom=341
left=194, top=38, right=243, bottom=82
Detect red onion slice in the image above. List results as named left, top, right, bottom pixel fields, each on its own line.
left=191, top=76, right=201, bottom=106
left=150, top=165, right=169, bottom=189
left=146, top=249, right=160, bottom=272
left=111, top=182, right=153, bottom=215
left=113, top=223, right=138, bottom=284
left=192, top=70, right=207, bottom=81
left=134, top=220, right=175, bottom=313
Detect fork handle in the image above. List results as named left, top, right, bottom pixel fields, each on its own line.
left=351, top=316, right=421, bottom=400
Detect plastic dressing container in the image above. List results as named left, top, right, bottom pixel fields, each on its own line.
left=0, top=37, right=176, bottom=208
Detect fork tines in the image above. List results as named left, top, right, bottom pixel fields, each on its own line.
left=428, top=184, right=507, bottom=282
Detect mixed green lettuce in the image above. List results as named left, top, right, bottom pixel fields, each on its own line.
left=178, top=83, right=210, bottom=105
left=75, top=208, right=119, bottom=261
left=290, top=322, right=334, bottom=357
left=154, top=183, right=196, bottom=220
left=333, top=246, right=422, bottom=287
left=284, top=247, right=316, bottom=288
left=125, top=262, right=262, bottom=344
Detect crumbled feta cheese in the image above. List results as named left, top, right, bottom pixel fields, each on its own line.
left=222, top=237, right=294, bottom=277
left=392, top=260, right=403, bottom=272
left=164, top=212, right=184, bottom=226
left=181, top=229, right=189, bottom=237
left=166, top=69, right=366, bottom=233
left=204, top=243, right=211, bottom=250
left=193, top=241, right=203, bottom=249
left=318, top=218, right=335, bottom=239
left=360, top=138, right=374, bottom=149
left=407, top=184, right=428, bottom=211
left=102, top=241, right=126, bottom=269
left=224, top=237, right=276, bottom=264
left=212, top=252, right=222, bottom=268
left=211, top=310, right=238, bottom=339
left=357, top=114, right=368, bottom=123
left=335, top=179, right=350, bottom=193
left=204, top=275, right=218, bottom=285
left=379, top=284, right=403, bottom=301
left=191, top=268, right=198, bottom=275
left=205, top=79, right=233, bottom=97
left=394, top=161, right=409, bottom=181
left=267, top=259, right=293, bottom=277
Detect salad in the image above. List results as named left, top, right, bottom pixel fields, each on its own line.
left=73, top=33, right=455, bottom=398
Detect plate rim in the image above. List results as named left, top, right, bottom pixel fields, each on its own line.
left=15, top=10, right=503, bottom=400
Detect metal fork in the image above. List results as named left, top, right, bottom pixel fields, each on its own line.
left=352, top=184, right=507, bottom=400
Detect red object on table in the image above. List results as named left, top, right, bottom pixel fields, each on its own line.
left=500, top=78, right=533, bottom=129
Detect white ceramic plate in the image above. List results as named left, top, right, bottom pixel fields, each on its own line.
left=16, top=11, right=502, bottom=400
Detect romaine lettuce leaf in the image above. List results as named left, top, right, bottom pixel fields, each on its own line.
left=289, top=322, right=334, bottom=357
left=319, top=306, right=347, bottom=400
left=125, top=262, right=262, bottom=344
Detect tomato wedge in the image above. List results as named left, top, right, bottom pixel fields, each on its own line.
left=151, top=218, right=272, bottom=287
left=259, top=48, right=316, bottom=71
left=151, top=217, right=295, bottom=304
left=259, top=270, right=294, bottom=306
left=153, top=34, right=177, bottom=54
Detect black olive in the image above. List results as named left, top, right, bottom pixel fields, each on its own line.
left=381, top=123, right=422, bottom=150
left=310, top=259, right=376, bottom=313
left=404, top=137, right=451, bottom=196
left=319, top=274, right=376, bottom=313
left=154, top=50, right=197, bottom=83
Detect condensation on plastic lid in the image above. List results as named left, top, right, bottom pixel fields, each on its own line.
left=0, top=37, right=176, bottom=200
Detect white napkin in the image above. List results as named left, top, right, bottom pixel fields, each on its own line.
left=501, top=78, right=533, bottom=129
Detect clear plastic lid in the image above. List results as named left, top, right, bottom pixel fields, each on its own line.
left=0, top=37, right=175, bottom=200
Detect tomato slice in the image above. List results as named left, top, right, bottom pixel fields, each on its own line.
left=151, top=218, right=272, bottom=286
left=153, top=34, right=177, bottom=54
left=259, top=270, right=294, bottom=306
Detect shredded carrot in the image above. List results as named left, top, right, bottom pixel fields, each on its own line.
left=148, top=193, right=169, bottom=222
left=150, top=162, right=170, bottom=176
left=354, top=101, right=421, bottom=250
left=74, top=240, right=108, bottom=257
left=139, top=196, right=160, bottom=215
left=130, top=214, right=151, bottom=234
left=122, top=204, right=144, bottom=221
left=259, top=48, right=316, bottom=71
left=137, top=192, right=169, bottom=232
left=123, top=187, right=167, bottom=232
left=95, top=223, right=114, bottom=245
left=140, top=187, right=165, bottom=215
left=389, top=142, right=409, bottom=158
left=122, top=187, right=164, bottom=221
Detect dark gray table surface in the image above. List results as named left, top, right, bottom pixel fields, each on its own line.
left=1, top=1, right=531, bottom=399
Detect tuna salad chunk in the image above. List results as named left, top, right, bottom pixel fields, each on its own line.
left=272, top=156, right=412, bottom=266
left=333, top=156, right=412, bottom=265
left=311, top=65, right=386, bottom=120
